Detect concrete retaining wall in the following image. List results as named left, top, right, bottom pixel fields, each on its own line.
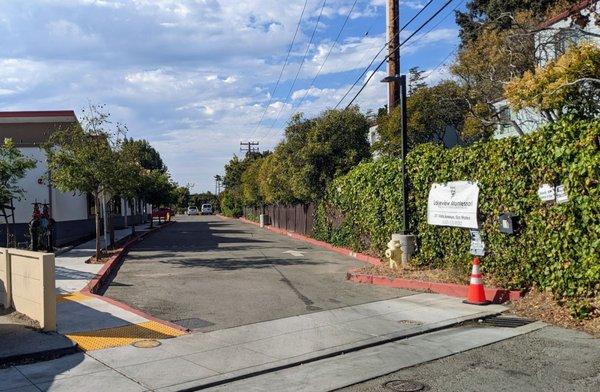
left=0, top=248, right=56, bottom=331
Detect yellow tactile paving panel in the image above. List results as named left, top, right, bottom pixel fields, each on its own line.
left=66, top=321, right=185, bottom=351
left=56, top=292, right=94, bottom=303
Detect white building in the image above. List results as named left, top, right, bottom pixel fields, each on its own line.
left=0, top=111, right=150, bottom=247
left=493, top=0, right=600, bottom=139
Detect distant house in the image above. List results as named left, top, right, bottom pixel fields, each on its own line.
left=368, top=123, right=463, bottom=158
left=368, top=125, right=381, bottom=158
left=493, top=0, right=600, bottom=139
left=0, top=111, right=150, bottom=247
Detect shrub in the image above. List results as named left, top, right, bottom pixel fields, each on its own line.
left=220, top=190, right=243, bottom=217
left=315, top=117, right=600, bottom=312
left=313, top=157, right=404, bottom=256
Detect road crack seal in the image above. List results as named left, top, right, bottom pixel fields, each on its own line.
left=270, top=264, right=322, bottom=311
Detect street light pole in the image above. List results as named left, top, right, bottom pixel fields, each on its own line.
left=399, top=74, right=409, bottom=235
left=381, top=73, right=414, bottom=266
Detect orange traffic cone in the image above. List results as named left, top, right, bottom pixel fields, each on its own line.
left=463, top=257, right=491, bottom=305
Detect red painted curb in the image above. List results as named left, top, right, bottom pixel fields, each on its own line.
left=346, top=269, right=523, bottom=304
left=228, top=215, right=382, bottom=266
left=77, top=220, right=189, bottom=333
left=221, top=214, right=523, bottom=304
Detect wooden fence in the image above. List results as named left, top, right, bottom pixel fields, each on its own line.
left=243, top=204, right=315, bottom=236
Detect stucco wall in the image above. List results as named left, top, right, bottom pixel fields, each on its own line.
left=0, top=247, right=56, bottom=331
left=10, top=147, right=89, bottom=224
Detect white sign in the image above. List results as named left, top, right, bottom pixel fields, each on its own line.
left=427, top=181, right=479, bottom=229
left=537, top=184, right=555, bottom=202
left=469, top=229, right=485, bottom=256
left=555, top=184, right=568, bottom=204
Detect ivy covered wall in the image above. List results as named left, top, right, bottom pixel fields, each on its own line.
left=314, top=117, right=599, bottom=315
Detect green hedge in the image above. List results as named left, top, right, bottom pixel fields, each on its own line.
left=220, top=190, right=243, bottom=217
left=314, top=117, right=599, bottom=315
left=313, top=158, right=404, bottom=254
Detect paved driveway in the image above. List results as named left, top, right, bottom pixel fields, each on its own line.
left=104, top=215, right=412, bottom=331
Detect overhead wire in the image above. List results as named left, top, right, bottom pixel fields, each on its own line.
left=248, top=0, right=309, bottom=142
left=342, top=0, right=456, bottom=109
left=256, top=0, right=328, bottom=142
left=332, top=0, right=435, bottom=109
left=257, top=0, right=359, bottom=143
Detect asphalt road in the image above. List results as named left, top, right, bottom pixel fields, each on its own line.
left=105, top=215, right=412, bottom=331
left=337, top=326, right=600, bottom=392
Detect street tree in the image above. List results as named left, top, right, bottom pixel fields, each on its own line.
left=172, top=185, right=191, bottom=212
left=0, top=138, right=36, bottom=242
left=451, top=23, right=536, bottom=137
left=408, top=66, right=427, bottom=95
left=374, top=81, right=471, bottom=154
left=455, top=0, right=580, bottom=44
left=142, top=170, right=176, bottom=214
left=45, top=106, right=123, bottom=260
left=121, top=137, right=171, bottom=229
left=292, top=107, right=370, bottom=201
left=505, top=43, right=600, bottom=120
left=190, top=192, right=218, bottom=210
left=122, top=138, right=166, bottom=172
left=241, top=156, right=265, bottom=207
left=109, top=143, right=145, bottom=237
left=257, top=150, right=295, bottom=205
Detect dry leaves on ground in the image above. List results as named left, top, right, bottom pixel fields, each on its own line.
left=509, top=288, right=600, bottom=337
left=86, top=249, right=121, bottom=264
left=358, top=264, right=468, bottom=285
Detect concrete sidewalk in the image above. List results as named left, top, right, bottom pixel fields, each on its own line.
left=55, top=223, right=151, bottom=294
left=209, top=320, right=547, bottom=392
left=1, top=222, right=186, bottom=365
left=1, top=293, right=510, bottom=391
left=53, top=222, right=185, bottom=352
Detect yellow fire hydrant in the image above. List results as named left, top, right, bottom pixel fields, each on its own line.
left=385, top=238, right=403, bottom=270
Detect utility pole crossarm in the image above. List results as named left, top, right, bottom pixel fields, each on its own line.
left=240, top=141, right=260, bottom=156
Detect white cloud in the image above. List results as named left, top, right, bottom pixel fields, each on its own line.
left=0, top=0, right=460, bottom=191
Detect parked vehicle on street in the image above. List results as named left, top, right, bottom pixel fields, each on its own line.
left=187, top=206, right=199, bottom=215
left=201, top=204, right=213, bottom=215
left=152, top=207, right=174, bottom=219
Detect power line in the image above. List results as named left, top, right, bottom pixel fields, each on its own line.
left=257, top=0, right=328, bottom=142
left=258, top=0, right=359, bottom=143
left=400, top=0, right=464, bottom=54
left=249, top=0, right=309, bottom=141
left=333, top=0, right=436, bottom=110
left=428, top=46, right=457, bottom=77
left=342, top=0, right=456, bottom=109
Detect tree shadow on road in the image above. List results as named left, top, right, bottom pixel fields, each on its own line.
left=128, top=221, right=273, bottom=253
left=157, top=255, right=329, bottom=270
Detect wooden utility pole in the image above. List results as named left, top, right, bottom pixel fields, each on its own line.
left=387, top=0, right=400, bottom=111
left=240, top=141, right=260, bottom=156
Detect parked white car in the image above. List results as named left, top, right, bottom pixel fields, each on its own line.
left=187, top=206, right=199, bottom=215
left=201, top=204, right=213, bottom=215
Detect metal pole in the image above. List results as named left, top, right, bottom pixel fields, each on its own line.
left=400, top=74, right=409, bottom=234
left=101, top=191, right=109, bottom=250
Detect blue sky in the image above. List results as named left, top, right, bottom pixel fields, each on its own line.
left=0, top=0, right=462, bottom=192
